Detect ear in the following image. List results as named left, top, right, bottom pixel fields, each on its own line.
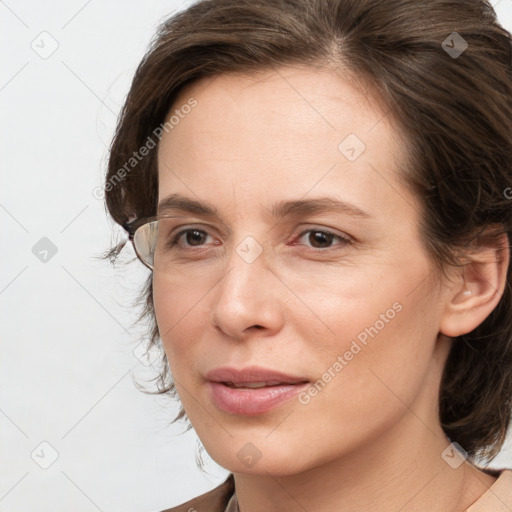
left=439, top=232, right=510, bottom=338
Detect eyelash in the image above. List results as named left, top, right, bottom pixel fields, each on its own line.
left=168, top=226, right=352, bottom=252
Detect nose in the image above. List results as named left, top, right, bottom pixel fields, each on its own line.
left=210, top=240, right=285, bottom=340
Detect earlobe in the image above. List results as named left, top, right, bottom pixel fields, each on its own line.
left=440, top=232, right=510, bottom=338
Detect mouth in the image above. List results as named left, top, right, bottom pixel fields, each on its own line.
left=205, top=366, right=310, bottom=415
left=205, top=365, right=309, bottom=385
left=222, top=380, right=307, bottom=389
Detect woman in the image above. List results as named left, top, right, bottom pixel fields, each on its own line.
left=103, top=0, right=512, bottom=510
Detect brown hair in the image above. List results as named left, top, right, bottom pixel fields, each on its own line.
left=103, top=0, right=512, bottom=464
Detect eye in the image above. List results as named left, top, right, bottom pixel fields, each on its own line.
left=165, top=226, right=351, bottom=252
left=293, top=228, right=351, bottom=250
left=168, top=228, right=216, bottom=249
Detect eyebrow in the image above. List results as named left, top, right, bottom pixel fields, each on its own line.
left=157, top=193, right=373, bottom=223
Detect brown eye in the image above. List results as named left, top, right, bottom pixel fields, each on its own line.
left=184, top=229, right=208, bottom=246
left=169, top=228, right=212, bottom=248
left=308, top=231, right=335, bottom=248
left=295, top=229, right=351, bottom=250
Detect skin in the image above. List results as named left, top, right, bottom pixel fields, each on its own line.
left=153, top=64, right=508, bottom=511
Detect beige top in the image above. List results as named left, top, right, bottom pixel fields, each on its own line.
left=160, top=468, right=512, bottom=512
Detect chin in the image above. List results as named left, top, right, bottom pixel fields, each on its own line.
left=202, top=439, right=318, bottom=477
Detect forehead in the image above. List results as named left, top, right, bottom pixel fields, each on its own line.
left=156, top=64, right=413, bottom=219
left=168, top=64, right=387, bottom=139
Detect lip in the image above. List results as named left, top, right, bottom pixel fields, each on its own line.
left=205, top=366, right=310, bottom=416
left=205, top=365, right=309, bottom=385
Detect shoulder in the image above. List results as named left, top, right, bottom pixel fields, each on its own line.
left=158, top=474, right=235, bottom=512
left=467, top=468, right=512, bottom=511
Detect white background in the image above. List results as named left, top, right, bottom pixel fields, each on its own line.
left=1, top=1, right=512, bottom=511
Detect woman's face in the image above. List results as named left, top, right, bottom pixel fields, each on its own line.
left=154, top=65, right=453, bottom=475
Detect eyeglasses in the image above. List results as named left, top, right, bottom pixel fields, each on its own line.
left=124, top=215, right=184, bottom=271
left=125, top=214, right=351, bottom=272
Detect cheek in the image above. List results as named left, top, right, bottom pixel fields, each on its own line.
left=307, top=271, right=441, bottom=418
left=152, top=274, right=211, bottom=373
left=306, top=255, right=436, bottom=365
left=153, top=276, right=188, bottom=365
left=288, top=258, right=430, bottom=352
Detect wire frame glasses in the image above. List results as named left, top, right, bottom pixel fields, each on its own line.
left=124, top=216, right=180, bottom=271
